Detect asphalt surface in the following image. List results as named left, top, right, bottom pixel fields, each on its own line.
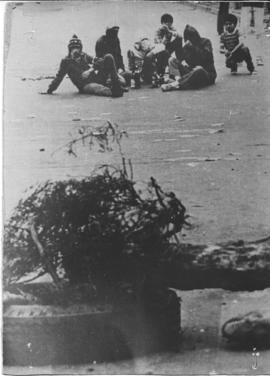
left=3, top=1, right=270, bottom=244
left=3, top=1, right=270, bottom=374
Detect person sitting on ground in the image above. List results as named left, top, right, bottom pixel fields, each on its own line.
left=127, top=37, right=157, bottom=88
left=152, top=13, right=183, bottom=87
left=95, top=25, right=132, bottom=87
left=161, top=25, right=217, bottom=91
left=44, top=35, right=124, bottom=97
left=221, top=13, right=255, bottom=74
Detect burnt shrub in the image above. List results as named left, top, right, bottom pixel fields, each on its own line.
left=4, top=166, right=188, bottom=292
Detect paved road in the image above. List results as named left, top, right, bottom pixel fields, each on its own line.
left=3, top=2, right=270, bottom=374
left=3, top=1, right=270, bottom=244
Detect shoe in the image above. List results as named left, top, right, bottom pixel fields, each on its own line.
left=161, top=80, right=179, bottom=92
left=231, top=67, right=237, bottom=75
left=151, top=73, right=160, bottom=88
left=111, top=81, right=124, bottom=97
left=151, top=73, right=165, bottom=88
left=158, top=74, right=165, bottom=85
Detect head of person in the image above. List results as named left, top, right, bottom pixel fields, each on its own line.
left=106, top=25, right=120, bottom=40
left=68, top=34, right=83, bottom=59
left=134, top=37, right=152, bottom=52
left=161, top=13, right=173, bottom=28
left=224, top=14, right=237, bottom=33
left=183, top=24, right=201, bottom=46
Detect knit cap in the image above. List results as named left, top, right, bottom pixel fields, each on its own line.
left=68, top=34, right=83, bottom=51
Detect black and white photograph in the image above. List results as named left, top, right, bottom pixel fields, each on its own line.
left=2, top=0, right=270, bottom=374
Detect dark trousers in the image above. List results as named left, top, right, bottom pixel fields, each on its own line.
left=178, top=66, right=216, bottom=90
left=156, top=35, right=183, bottom=75
left=226, top=46, right=254, bottom=71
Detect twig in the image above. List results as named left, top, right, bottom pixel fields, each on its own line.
left=29, top=222, right=61, bottom=288
left=128, top=158, right=134, bottom=181
left=249, top=235, right=270, bottom=245
left=18, top=270, right=47, bottom=284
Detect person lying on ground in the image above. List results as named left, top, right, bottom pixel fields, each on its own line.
left=127, top=37, right=157, bottom=88
left=151, top=13, right=183, bottom=87
left=42, top=35, right=124, bottom=97
left=95, top=25, right=132, bottom=87
left=161, top=25, right=217, bottom=91
left=221, top=13, right=255, bottom=74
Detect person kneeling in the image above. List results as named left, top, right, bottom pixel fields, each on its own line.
left=221, top=14, right=254, bottom=75
left=44, top=35, right=124, bottom=98
left=161, top=25, right=217, bottom=91
left=127, top=37, right=158, bottom=88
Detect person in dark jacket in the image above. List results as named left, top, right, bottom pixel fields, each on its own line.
left=44, top=35, right=124, bottom=97
left=161, top=25, right=217, bottom=91
left=95, top=26, right=132, bottom=86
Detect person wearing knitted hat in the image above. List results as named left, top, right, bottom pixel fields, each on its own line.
left=95, top=25, right=132, bottom=87
left=42, top=35, right=124, bottom=97
left=220, top=14, right=254, bottom=74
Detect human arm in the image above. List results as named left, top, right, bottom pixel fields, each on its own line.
left=47, top=59, right=67, bottom=94
left=116, top=38, right=125, bottom=72
left=185, top=38, right=214, bottom=65
left=95, top=36, right=105, bottom=59
left=81, top=53, right=95, bottom=79
left=155, top=25, right=172, bottom=45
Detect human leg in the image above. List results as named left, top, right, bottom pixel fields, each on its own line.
left=168, top=56, right=180, bottom=78
left=161, top=66, right=213, bottom=91
left=143, top=51, right=156, bottom=84
left=168, top=56, right=191, bottom=78
left=120, top=70, right=132, bottom=87
left=102, top=54, right=124, bottom=97
left=240, top=46, right=254, bottom=72
left=155, top=50, right=170, bottom=76
left=226, top=56, right=238, bottom=73
left=82, top=83, right=112, bottom=96
left=166, top=35, right=183, bottom=62
left=233, top=46, right=254, bottom=72
left=127, top=50, right=143, bottom=88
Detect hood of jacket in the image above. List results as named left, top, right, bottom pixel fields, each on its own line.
left=106, top=26, right=120, bottom=39
left=183, top=24, right=201, bottom=45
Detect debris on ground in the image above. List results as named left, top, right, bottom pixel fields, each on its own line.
left=222, top=311, right=270, bottom=349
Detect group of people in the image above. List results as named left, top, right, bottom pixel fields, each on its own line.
left=44, top=12, right=255, bottom=98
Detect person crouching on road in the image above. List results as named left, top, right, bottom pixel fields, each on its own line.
left=127, top=37, right=157, bottom=88
left=221, top=14, right=254, bottom=75
left=44, top=35, right=124, bottom=97
left=152, top=13, right=183, bottom=87
left=161, top=25, right=217, bottom=91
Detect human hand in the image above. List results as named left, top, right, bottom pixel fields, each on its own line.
left=185, top=40, right=192, bottom=47
left=39, top=91, right=53, bottom=95
left=82, top=69, right=93, bottom=80
left=118, top=68, right=124, bottom=74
